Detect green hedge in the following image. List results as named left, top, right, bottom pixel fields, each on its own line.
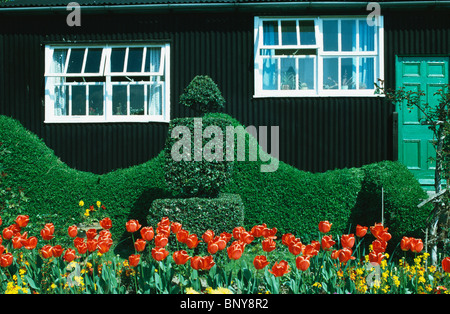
left=0, top=114, right=432, bottom=247
left=148, top=193, right=245, bottom=236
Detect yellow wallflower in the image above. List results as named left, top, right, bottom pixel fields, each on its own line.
left=79, top=200, right=84, bottom=207
left=185, top=287, right=200, bottom=294
left=96, top=201, right=101, bottom=208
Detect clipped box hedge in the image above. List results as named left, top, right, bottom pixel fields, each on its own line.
left=148, top=193, right=245, bottom=235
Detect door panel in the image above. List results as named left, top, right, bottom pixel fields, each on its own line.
left=396, top=56, right=449, bottom=190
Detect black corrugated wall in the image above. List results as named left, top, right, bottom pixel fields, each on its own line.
left=1, top=8, right=447, bottom=174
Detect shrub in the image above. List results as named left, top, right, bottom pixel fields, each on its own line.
left=179, top=75, right=225, bottom=114
left=147, top=193, right=245, bottom=235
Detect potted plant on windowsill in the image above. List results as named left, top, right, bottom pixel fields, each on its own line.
left=341, top=70, right=354, bottom=90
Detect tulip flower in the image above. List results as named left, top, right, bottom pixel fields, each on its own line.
left=158, top=217, right=171, bottom=227
left=173, top=250, right=191, bottom=265
left=156, top=225, right=171, bottom=237
left=129, top=254, right=141, bottom=267
left=201, top=255, right=215, bottom=271
left=269, top=260, right=290, bottom=277
left=303, top=244, right=319, bottom=257
left=12, top=235, right=23, bottom=249
left=442, top=257, right=450, bottom=273
left=321, top=235, right=336, bottom=251
left=400, top=236, right=411, bottom=251
left=232, top=226, right=246, bottom=240
left=75, top=242, right=88, bottom=255
left=337, top=247, right=355, bottom=264
left=86, top=228, right=97, bottom=240
left=99, top=229, right=112, bottom=239
left=262, top=238, right=276, bottom=253
left=250, top=224, right=266, bottom=238
left=52, top=245, right=64, bottom=257
left=97, top=237, right=113, bottom=254
left=340, top=234, right=355, bottom=249
left=63, top=248, right=77, bottom=263
left=0, top=245, right=5, bottom=255
left=253, top=255, right=270, bottom=270
left=151, top=247, right=169, bottom=262
left=262, top=227, right=277, bottom=239
left=126, top=220, right=141, bottom=233
left=207, top=241, right=220, bottom=255
left=356, top=225, right=368, bottom=238
left=40, top=245, right=53, bottom=259
left=190, top=256, right=203, bottom=270
left=295, top=256, right=310, bottom=271
left=202, top=230, right=215, bottom=243
left=371, top=239, right=387, bottom=254
left=281, top=233, right=296, bottom=246
left=369, top=251, right=385, bottom=265
left=318, top=221, right=332, bottom=233
left=2, top=227, right=14, bottom=240
left=87, top=239, right=98, bottom=252
left=15, top=215, right=29, bottom=228
left=0, top=253, right=14, bottom=267
left=186, top=234, right=200, bottom=249
left=40, top=225, right=55, bottom=241
left=227, top=241, right=244, bottom=260
left=288, top=240, right=303, bottom=256
left=410, top=238, right=423, bottom=253
left=220, top=232, right=232, bottom=243
left=155, top=234, right=169, bottom=247
left=99, top=217, right=112, bottom=230
left=140, top=226, right=154, bottom=241
left=370, top=223, right=391, bottom=242
left=23, top=236, right=38, bottom=250
left=171, top=222, right=182, bottom=234
left=134, top=238, right=146, bottom=252
left=68, top=225, right=78, bottom=238
left=177, top=229, right=189, bottom=243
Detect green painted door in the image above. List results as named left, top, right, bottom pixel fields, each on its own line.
left=396, top=56, right=449, bottom=190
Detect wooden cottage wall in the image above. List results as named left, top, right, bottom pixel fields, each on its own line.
left=1, top=8, right=446, bottom=174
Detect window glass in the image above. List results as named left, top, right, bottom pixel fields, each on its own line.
left=67, top=49, right=85, bottom=74
left=262, top=58, right=278, bottom=90
left=280, top=58, right=296, bottom=90
left=323, top=58, right=339, bottom=90
left=281, top=21, right=297, bottom=46
left=298, top=57, right=315, bottom=90
left=89, top=85, right=104, bottom=115
left=84, top=49, right=103, bottom=74
left=127, top=48, right=144, bottom=73
left=54, top=85, right=68, bottom=116
left=145, top=48, right=161, bottom=73
left=148, top=83, right=163, bottom=116
left=341, top=20, right=357, bottom=52
left=359, top=57, right=375, bottom=89
left=51, top=49, right=68, bottom=73
left=323, top=20, right=338, bottom=52
left=130, top=85, right=145, bottom=115
left=341, top=57, right=357, bottom=89
left=110, top=48, right=126, bottom=73
left=71, top=85, right=87, bottom=115
left=359, top=21, right=375, bottom=51
left=263, top=21, right=279, bottom=46
left=112, top=85, right=127, bottom=115
left=299, top=20, right=316, bottom=45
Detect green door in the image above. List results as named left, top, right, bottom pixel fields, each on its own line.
left=396, top=56, right=449, bottom=190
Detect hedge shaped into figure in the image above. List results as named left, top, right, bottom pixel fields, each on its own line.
left=179, top=75, right=225, bottom=114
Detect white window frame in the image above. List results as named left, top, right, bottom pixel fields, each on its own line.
left=44, top=43, right=170, bottom=123
left=254, top=16, right=384, bottom=97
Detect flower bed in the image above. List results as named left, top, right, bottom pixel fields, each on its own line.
left=0, top=211, right=449, bottom=294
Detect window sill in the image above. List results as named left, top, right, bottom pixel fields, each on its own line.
left=253, top=91, right=385, bottom=98
left=44, top=117, right=170, bottom=124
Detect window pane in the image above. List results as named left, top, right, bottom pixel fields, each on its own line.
left=110, top=48, right=126, bottom=72
left=112, top=85, right=127, bottom=115
left=67, top=49, right=85, bottom=74
left=299, top=20, right=316, bottom=45
left=84, top=48, right=103, bottom=74
left=281, top=20, right=297, bottom=46
left=298, top=57, right=315, bottom=90
left=127, top=48, right=144, bottom=73
left=130, top=85, right=145, bottom=115
left=323, top=20, right=338, bottom=52
left=341, top=20, right=356, bottom=52
left=323, top=58, right=338, bottom=90
left=148, top=83, right=163, bottom=115
left=89, top=85, right=104, bottom=115
left=280, top=58, right=296, bottom=90
left=359, top=20, right=375, bottom=51
left=71, top=85, right=86, bottom=115
left=263, top=21, right=279, bottom=46
left=54, top=85, right=68, bottom=116
left=359, top=57, right=375, bottom=89
left=262, top=58, right=278, bottom=90
left=51, top=49, right=68, bottom=73
left=144, top=48, right=161, bottom=73
left=341, top=57, right=357, bottom=89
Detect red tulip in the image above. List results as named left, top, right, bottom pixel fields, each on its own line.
left=12, top=235, right=23, bottom=249
left=213, top=236, right=227, bottom=251
left=190, top=256, right=203, bottom=270
left=288, top=240, right=303, bottom=256
left=202, top=230, right=215, bottom=244
left=201, top=255, right=215, bottom=271
left=442, top=257, right=450, bottom=273
left=318, top=221, right=332, bottom=233
left=156, top=225, right=171, bottom=237
left=370, top=223, right=391, bottom=241
left=186, top=234, right=200, bottom=249
left=40, top=245, right=53, bottom=259
left=99, top=217, right=112, bottom=230
left=262, top=227, right=277, bottom=239
left=87, top=239, right=98, bottom=252
left=173, top=250, right=191, bottom=265
left=239, top=231, right=254, bottom=244
left=158, top=217, right=171, bottom=227
left=40, top=225, right=54, bottom=241
left=340, top=234, right=355, bottom=249
left=227, top=241, right=244, bottom=260
left=140, top=226, right=154, bottom=241
left=151, top=247, right=169, bottom=262
left=0, top=245, right=5, bottom=255
left=44, top=223, right=55, bottom=235
left=15, top=215, right=29, bottom=228
left=295, top=256, right=310, bottom=271
left=281, top=233, right=296, bottom=246
left=372, top=239, right=387, bottom=254
left=2, top=227, right=14, bottom=240
left=86, top=228, right=97, bottom=240
left=97, top=237, right=113, bottom=254
left=207, top=241, right=220, bottom=255
left=63, top=248, right=77, bottom=262
left=303, top=244, right=319, bottom=257
left=170, top=222, right=182, bottom=234
left=232, top=226, right=246, bottom=240
left=400, top=236, right=411, bottom=251
left=126, top=220, right=141, bottom=233
left=129, top=254, right=140, bottom=267
left=321, top=235, right=336, bottom=251
left=68, top=225, right=78, bottom=238
left=253, top=255, right=270, bottom=270
left=250, top=224, right=266, bottom=238
left=176, top=229, right=189, bottom=243
left=356, top=225, right=368, bottom=238
left=134, top=238, right=146, bottom=252
left=269, top=260, right=290, bottom=277
left=99, top=229, right=112, bottom=239
left=262, top=238, right=276, bottom=253
left=369, top=251, right=385, bottom=265
left=0, top=253, right=13, bottom=267
left=73, top=237, right=84, bottom=247
left=23, top=236, right=38, bottom=250
left=220, top=232, right=232, bottom=243
left=410, top=238, right=423, bottom=253
left=52, top=245, right=64, bottom=257
left=337, top=247, right=355, bottom=264
left=154, top=234, right=169, bottom=247
left=75, top=241, right=88, bottom=255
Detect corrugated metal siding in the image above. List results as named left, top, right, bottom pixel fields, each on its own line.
left=2, top=10, right=447, bottom=174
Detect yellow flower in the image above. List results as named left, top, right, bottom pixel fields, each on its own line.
left=186, top=287, right=200, bottom=294
left=51, top=283, right=57, bottom=289
left=96, top=201, right=101, bottom=208
left=79, top=200, right=84, bottom=207
left=84, top=209, right=90, bottom=217
left=209, top=287, right=233, bottom=294
left=312, top=282, right=322, bottom=289
left=393, top=275, right=400, bottom=287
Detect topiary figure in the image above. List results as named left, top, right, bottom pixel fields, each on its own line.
left=179, top=75, right=225, bottom=114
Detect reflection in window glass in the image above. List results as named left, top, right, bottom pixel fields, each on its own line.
left=280, top=58, right=296, bottom=90
left=298, top=57, right=315, bottom=90
left=323, top=58, right=338, bottom=90
left=84, top=49, right=102, bottom=74
left=112, top=85, right=127, bottom=115
left=281, top=21, right=297, bottom=46
left=89, top=85, right=104, bottom=115
left=130, top=85, right=145, bottom=115
left=54, top=85, right=68, bottom=116
left=148, top=84, right=163, bottom=116
left=299, top=20, right=316, bottom=45
left=262, top=58, right=278, bottom=90
left=323, top=20, right=338, bottom=52
left=110, top=48, right=126, bottom=73
left=67, top=49, right=85, bottom=74
left=341, top=58, right=357, bottom=89
left=71, top=85, right=86, bottom=115
left=145, top=48, right=161, bottom=73
left=263, top=21, right=279, bottom=46
left=359, top=57, right=375, bottom=89
left=127, top=48, right=144, bottom=73
left=52, top=49, right=68, bottom=73
left=359, top=21, right=375, bottom=51
left=341, top=20, right=356, bottom=52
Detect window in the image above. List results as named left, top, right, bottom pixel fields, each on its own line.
left=254, top=16, right=384, bottom=97
left=44, top=44, right=170, bottom=123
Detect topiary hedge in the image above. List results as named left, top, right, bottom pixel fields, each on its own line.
left=0, top=114, right=432, bottom=248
